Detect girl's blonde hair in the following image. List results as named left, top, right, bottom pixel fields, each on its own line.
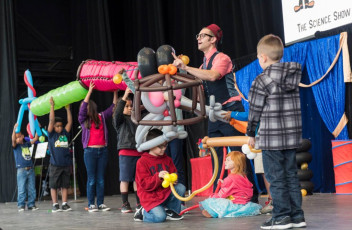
left=227, top=151, right=246, bottom=176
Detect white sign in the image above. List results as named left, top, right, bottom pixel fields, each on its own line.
left=34, top=142, right=48, bottom=159
left=281, top=0, right=352, bottom=45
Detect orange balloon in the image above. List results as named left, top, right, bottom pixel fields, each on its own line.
left=113, top=74, right=122, bottom=84
left=158, top=65, right=169, bottom=75
left=168, top=64, right=177, bottom=75
left=180, top=55, right=190, bottom=65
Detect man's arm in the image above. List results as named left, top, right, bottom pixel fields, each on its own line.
left=172, top=53, right=221, bottom=81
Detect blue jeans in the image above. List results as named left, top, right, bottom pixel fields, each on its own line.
left=262, top=149, right=304, bottom=221
left=17, top=168, right=36, bottom=208
left=84, top=147, right=108, bottom=207
left=166, top=139, right=185, bottom=186
left=143, top=183, right=186, bottom=223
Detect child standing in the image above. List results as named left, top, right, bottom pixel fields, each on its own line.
left=78, top=82, right=118, bottom=212
left=47, top=97, right=73, bottom=212
left=12, top=123, right=39, bottom=211
left=200, top=151, right=261, bottom=218
left=113, top=87, right=142, bottom=213
left=134, top=129, right=185, bottom=223
left=247, top=34, right=305, bottom=229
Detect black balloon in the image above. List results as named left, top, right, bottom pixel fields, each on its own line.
left=137, top=47, right=157, bottom=78
left=297, top=169, right=314, bottom=181
left=296, top=151, right=312, bottom=165
left=156, top=45, right=176, bottom=66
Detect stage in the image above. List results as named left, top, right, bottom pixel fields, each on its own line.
left=0, top=193, right=351, bottom=229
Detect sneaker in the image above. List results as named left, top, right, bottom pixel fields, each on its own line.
left=52, top=204, right=62, bottom=213
left=260, top=216, right=293, bottom=229
left=135, top=203, right=142, bottom=211
left=18, top=206, right=25, bottom=212
left=166, top=209, right=184, bottom=220
left=98, top=204, right=111, bottom=211
left=134, top=206, right=144, bottom=221
left=88, top=205, right=98, bottom=212
left=292, top=217, right=307, bottom=228
left=261, top=199, right=273, bottom=215
left=62, top=203, right=72, bottom=212
left=28, top=206, right=39, bottom=211
left=121, top=201, right=132, bottom=213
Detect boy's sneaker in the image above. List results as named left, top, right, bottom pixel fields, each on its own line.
left=52, top=204, right=62, bottom=213
left=18, top=206, right=25, bottom=212
left=28, top=206, right=39, bottom=211
left=260, top=199, right=273, bottom=215
left=135, top=203, right=142, bottom=211
left=98, top=204, right=111, bottom=211
left=88, top=205, right=98, bottom=212
left=62, top=203, right=72, bottom=212
left=166, top=209, right=184, bottom=220
left=292, top=217, right=307, bottom=228
left=121, top=201, right=132, bottom=213
left=134, top=206, right=144, bottom=221
left=261, top=216, right=292, bottom=229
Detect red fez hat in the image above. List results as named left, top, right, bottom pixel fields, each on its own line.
left=206, top=24, right=223, bottom=42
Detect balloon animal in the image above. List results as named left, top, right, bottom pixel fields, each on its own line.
left=15, top=70, right=43, bottom=139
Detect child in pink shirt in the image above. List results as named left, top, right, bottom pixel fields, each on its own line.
left=200, top=151, right=261, bottom=218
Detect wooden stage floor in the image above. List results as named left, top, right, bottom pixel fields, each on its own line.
left=0, top=193, right=351, bottom=230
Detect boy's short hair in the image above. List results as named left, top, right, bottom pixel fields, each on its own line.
left=54, top=117, right=63, bottom=124
left=146, top=129, right=163, bottom=142
left=257, top=34, right=284, bottom=61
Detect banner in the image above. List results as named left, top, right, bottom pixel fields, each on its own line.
left=281, top=0, right=352, bottom=45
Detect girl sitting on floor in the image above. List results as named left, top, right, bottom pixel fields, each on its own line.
left=200, top=151, right=262, bottom=218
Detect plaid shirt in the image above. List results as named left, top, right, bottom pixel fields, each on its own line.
left=246, top=62, right=302, bottom=150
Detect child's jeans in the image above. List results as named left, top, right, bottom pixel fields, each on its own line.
left=262, top=149, right=304, bottom=221
left=84, top=147, right=108, bottom=207
left=17, top=167, right=36, bottom=208
left=143, top=183, right=186, bottom=223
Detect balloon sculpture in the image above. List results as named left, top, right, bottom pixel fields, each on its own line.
left=15, top=70, right=43, bottom=139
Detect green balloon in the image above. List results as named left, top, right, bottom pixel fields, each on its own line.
left=31, top=81, right=88, bottom=116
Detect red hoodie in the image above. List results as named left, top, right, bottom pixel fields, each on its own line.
left=135, top=152, right=177, bottom=212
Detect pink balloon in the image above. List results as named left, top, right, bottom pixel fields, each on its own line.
left=148, top=92, right=164, bottom=107
left=174, top=100, right=181, bottom=108
left=174, top=89, right=182, bottom=100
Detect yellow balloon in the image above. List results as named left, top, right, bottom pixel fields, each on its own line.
left=162, top=180, right=170, bottom=188
left=301, top=189, right=307, bottom=196
left=170, top=173, right=178, bottom=182
left=164, top=173, right=170, bottom=182
left=39, top=136, right=45, bottom=143
left=301, top=162, right=308, bottom=170
left=181, top=55, right=190, bottom=65
left=113, top=74, right=123, bottom=84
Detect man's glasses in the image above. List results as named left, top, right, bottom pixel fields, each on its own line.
left=196, top=33, right=214, bottom=40
left=157, top=143, right=168, bottom=149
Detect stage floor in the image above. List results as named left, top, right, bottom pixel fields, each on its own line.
left=0, top=193, right=351, bottom=230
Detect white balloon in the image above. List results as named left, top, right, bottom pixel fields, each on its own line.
left=241, top=144, right=251, bottom=154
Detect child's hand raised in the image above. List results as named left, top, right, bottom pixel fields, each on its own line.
left=221, top=111, right=232, bottom=121
left=49, top=97, right=55, bottom=106
left=65, top=104, right=70, bottom=110
left=88, top=82, right=95, bottom=92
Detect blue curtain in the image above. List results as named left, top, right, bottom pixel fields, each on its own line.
left=305, top=35, right=348, bottom=140
left=234, top=34, right=347, bottom=192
